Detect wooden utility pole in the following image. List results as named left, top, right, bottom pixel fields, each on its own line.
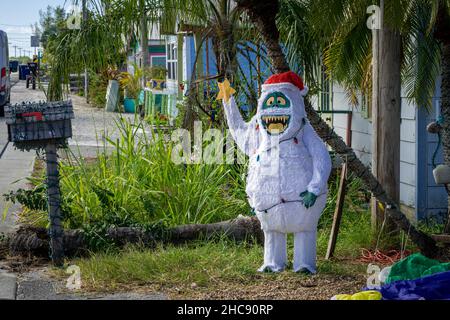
left=371, top=0, right=401, bottom=233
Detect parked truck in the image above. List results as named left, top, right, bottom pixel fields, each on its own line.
left=0, top=30, right=11, bottom=117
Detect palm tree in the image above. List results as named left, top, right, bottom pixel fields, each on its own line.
left=46, top=0, right=136, bottom=100
left=47, top=0, right=270, bottom=127
left=235, top=0, right=439, bottom=256
left=151, top=0, right=276, bottom=129
left=308, top=0, right=450, bottom=235
left=159, top=0, right=248, bottom=130
left=303, top=0, right=450, bottom=235
left=292, top=0, right=405, bottom=234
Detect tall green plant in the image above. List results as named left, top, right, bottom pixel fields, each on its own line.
left=48, top=118, right=249, bottom=228
left=118, top=64, right=143, bottom=99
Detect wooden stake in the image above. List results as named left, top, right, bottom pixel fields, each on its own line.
left=326, top=162, right=347, bottom=260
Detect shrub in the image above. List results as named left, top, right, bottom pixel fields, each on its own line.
left=9, top=118, right=249, bottom=232
left=88, top=72, right=107, bottom=108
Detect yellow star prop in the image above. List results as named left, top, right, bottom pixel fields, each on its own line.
left=216, top=79, right=236, bottom=103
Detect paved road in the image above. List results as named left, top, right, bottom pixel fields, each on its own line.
left=0, top=75, right=41, bottom=300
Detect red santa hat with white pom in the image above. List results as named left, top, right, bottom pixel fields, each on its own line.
left=262, top=71, right=309, bottom=96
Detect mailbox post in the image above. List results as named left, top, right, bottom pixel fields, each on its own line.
left=5, top=101, right=74, bottom=266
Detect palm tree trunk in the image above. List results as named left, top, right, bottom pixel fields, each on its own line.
left=236, top=0, right=438, bottom=257
left=235, top=0, right=289, bottom=74
left=8, top=217, right=263, bottom=257
left=217, top=22, right=237, bottom=81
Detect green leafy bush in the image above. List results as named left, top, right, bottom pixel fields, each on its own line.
left=88, top=72, right=108, bottom=108
left=10, top=118, right=249, bottom=232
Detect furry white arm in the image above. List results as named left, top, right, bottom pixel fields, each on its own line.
left=302, top=123, right=332, bottom=195
left=223, top=96, right=259, bottom=156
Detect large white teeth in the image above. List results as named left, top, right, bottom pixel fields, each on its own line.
left=263, top=115, right=289, bottom=125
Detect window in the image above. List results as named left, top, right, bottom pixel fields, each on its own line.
left=152, top=56, right=166, bottom=67
left=167, top=42, right=178, bottom=81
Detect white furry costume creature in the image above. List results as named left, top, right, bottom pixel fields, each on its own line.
left=221, top=72, right=332, bottom=274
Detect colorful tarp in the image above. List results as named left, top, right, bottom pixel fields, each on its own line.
left=377, top=270, right=450, bottom=300
left=332, top=291, right=382, bottom=300
left=386, top=253, right=450, bottom=283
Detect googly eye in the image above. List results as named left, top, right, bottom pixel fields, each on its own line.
left=266, top=97, right=275, bottom=105
left=277, top=97, right=286, bottom=105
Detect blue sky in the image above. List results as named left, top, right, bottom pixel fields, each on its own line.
left=0, top=0, right=68, bottom=57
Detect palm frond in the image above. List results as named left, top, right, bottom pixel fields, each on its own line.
left=402, top=0, right=441, bottom=110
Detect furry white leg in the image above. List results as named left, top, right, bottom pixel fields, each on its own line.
left=293, top=231, right=317, bottom=274
left=258, top=231, right=287, bottom=273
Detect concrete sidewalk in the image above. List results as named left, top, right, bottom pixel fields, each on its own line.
left=0, top=76, right=45, bottom=235
left=0, top=146, right=35, bottom=235
left=0, top=75, right=41, bottom=300
left=0, top=271, right=17, bottom=300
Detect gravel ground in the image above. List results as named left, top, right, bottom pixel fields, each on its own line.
left=177, top=275, right=367, bottom=300
left=6, top=261, right=366, bottom=300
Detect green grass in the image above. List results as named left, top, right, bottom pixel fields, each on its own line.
left=71, top=240, right=262, bottom=289
left=64, top=191, right=374, bottom=293
left=318, top=209, right=373, bottom=258
left=66, top=237, right=368, bottom=294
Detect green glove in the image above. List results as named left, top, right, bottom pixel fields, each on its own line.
left=300, top=191, right=317, bottom=209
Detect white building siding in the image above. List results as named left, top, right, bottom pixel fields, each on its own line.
left=328, top=83, right=417, bottom=208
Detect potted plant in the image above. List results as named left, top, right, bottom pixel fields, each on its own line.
left=118, top=65, right=143, bottom=113
left=145, top=66, right=168, bottom=90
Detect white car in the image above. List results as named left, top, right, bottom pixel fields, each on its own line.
left=0, top=30, right=11, bottom=116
